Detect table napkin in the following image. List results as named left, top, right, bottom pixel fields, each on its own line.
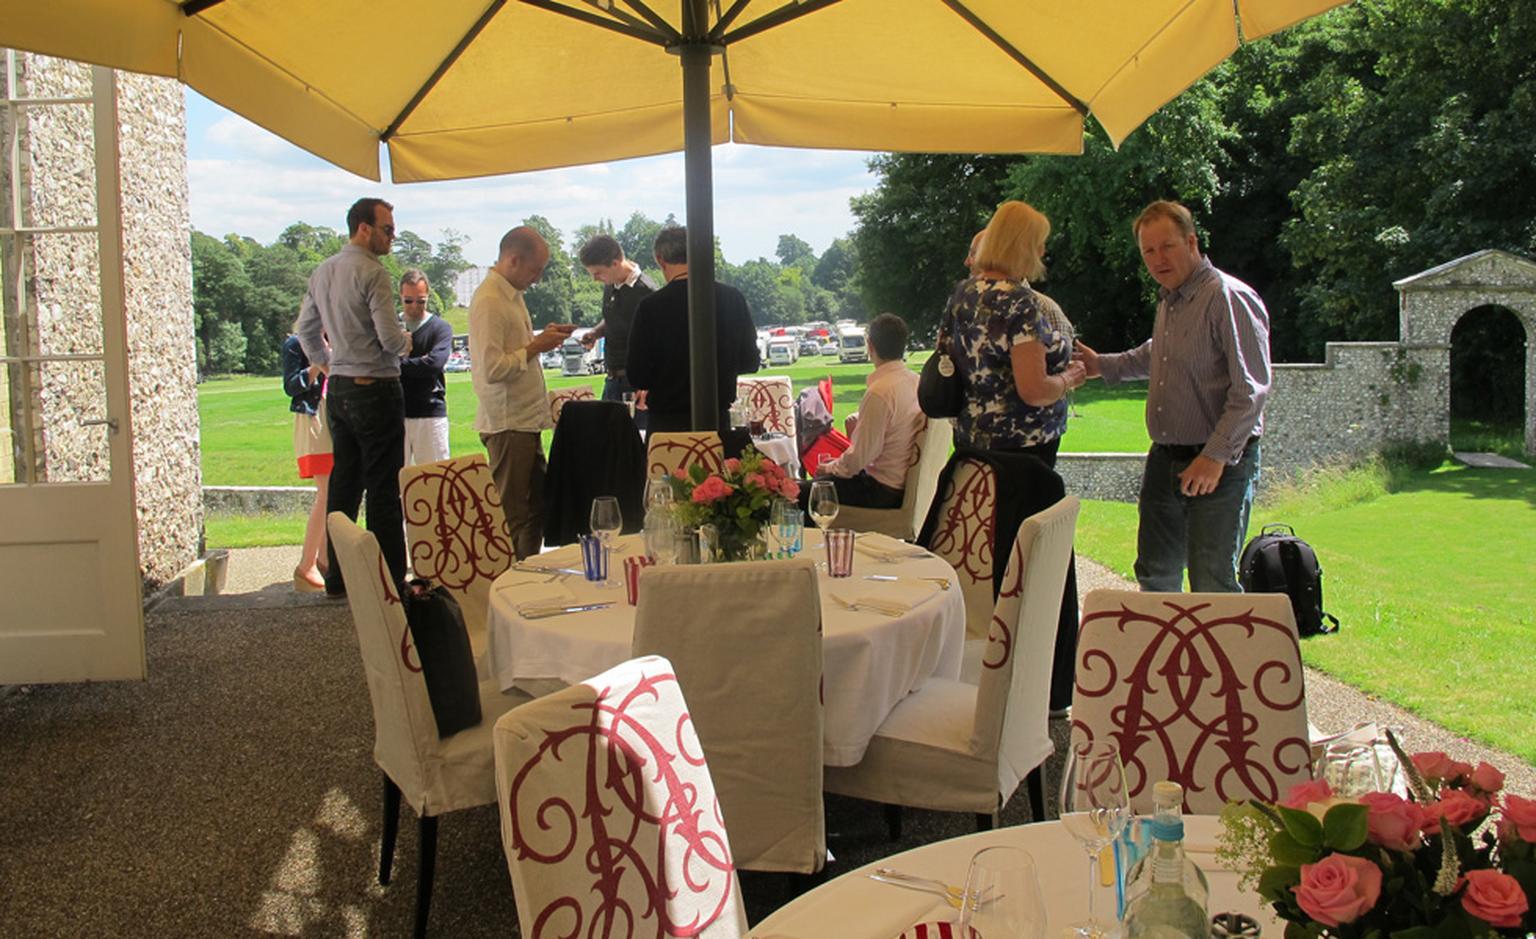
left=829, top=579, right=939, bottom=616
left=854, top=532, right=931, bottom=563
left=504, top=582, right=578, bottom=618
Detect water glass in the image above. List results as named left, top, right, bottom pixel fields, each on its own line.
left=697, top=524, right=719, bottom=563
left=958, top=847, right=1046, bottom=939
left=1316, top=741, right=1385, bottom=797
left=644, top=512, right=678, bottom=565
left=824, top=528, right=855, bottom=577
left=578, top=533, right=609, bottom=583
left=644, top=476, right=674, bottom=510
left=775, top=505, right=803, bottom=556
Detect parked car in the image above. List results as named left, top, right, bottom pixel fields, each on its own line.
left=765, top=337, right=799, bottom=367
left=799, top=337, right=821, bottom=357
left=446, top=351, right=471, bottom=372
left=820, top=340, right=838, bottom=356
left=539, top=349, right=561, bottom=370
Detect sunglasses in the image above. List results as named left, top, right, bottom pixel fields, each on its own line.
left=371, top=223, right=396, bottom=236
left=401, top=298, right=427, bottom=304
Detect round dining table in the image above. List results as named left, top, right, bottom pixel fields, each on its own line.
left=485, top=530, right=966, bottom=766
left=748, top=815, right=1273, bottom=939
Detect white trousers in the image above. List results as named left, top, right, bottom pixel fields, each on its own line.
left=403, top=416, right=451, bottom=468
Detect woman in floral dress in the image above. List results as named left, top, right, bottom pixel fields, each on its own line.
left=941, top=200, right=1087, bottom=465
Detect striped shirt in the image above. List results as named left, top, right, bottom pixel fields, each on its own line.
left=1097, top=259, right=1271, bottom=465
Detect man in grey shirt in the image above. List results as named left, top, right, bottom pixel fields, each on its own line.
left=1076, top=200, right=1271, bottom=592
left=296, top=197, right=411, bottom=595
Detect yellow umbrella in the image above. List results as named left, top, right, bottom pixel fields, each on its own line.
left=0, top=0, right=1348, bottom=425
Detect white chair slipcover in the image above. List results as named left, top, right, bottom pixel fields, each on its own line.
left=327, top=513, right=528, bottom=937
left=837, top=416, right=953, bottom=541
left=736, top=373, right=797, bottom=448
left=923, top=457, right=998, bottom=641
left=494, top=654, right=747, bottom=939
left=399, top=454, right=513, bottom=659
left=824, top=498, right=1079, bottom=822
left=646, top=431, right=726, bottom=479
left=547, top=385, right=594, bottom=426
left=1072, top=589, right=1312, bottom=814
left=631, top=559, right=825, bottom=873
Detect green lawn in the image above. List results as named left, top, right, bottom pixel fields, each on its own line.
left=198, top=356, right=1150, bottom=487
left=1078, top=458, right=1536, bottom=765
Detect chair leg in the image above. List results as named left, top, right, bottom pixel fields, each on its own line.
left=883, top=803, right=903, bottom=840
left=1026, top=765, right=1046, bottom=822
left=414, top=815, right=439, bottom=939
left=975, top=811, right=995, bottom=831
left=379, top=774, right=401, bottom=886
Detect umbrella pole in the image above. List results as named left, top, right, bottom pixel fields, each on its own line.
left=679, top=1, right=719, bottom=433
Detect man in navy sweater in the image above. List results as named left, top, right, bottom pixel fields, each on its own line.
left=400, top=268, right=453, bottom=466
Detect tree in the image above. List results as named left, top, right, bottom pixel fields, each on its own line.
left=190, top=231, right=252, bottom=376
left=775, top=233, right=816, bottom=274
left=850, top=154, right=1014, bottom=338
left=616, top=211, right=666, bottom=267
left=277, top=222, right=342, bottom=267
left=424, top=228, right=472, bottom=309
left=520, top=215, right=575, bottom=327
left=812, top=237, right=867, bottom=321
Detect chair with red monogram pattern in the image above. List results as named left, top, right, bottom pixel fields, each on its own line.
left=399, top=454, right=513, bottom=659
left=920, top=456, right=998, bottom=642
left=546, top=385, right=594, bottom=426
left=837, top=416, right=952, bottom=541
left=494, top=654, right=748, bottom=939
left=824, top=497, right=1079, bottom=831
left=646, top=431, right=726, bottom=480
left=1072, top=589, right=1312, bottom=814
left=328, top=514, right=528, bottom=939
left=736, top=374, right=796, bottom=439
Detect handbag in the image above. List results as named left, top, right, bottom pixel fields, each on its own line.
left=917, top=313, right=964, bottom=418
left=402, top=579, right=482, bottom=737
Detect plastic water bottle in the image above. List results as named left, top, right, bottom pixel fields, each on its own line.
left=1122, top=782, right=1210, bottom=939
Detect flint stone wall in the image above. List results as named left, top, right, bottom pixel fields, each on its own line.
left=4, top=52, right=198, bottom=591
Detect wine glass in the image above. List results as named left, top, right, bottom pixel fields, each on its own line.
left=1058, top=740, right=1131, bottom=939
left=1316, top=741, right=1385, bottom=797
left=808, top=479, right=839, bottom=530
left=589, top=496, right=622, bottom=586
left=958, top=846, right=1046, bottom=939
left=644, top=476, right=673, bottom=510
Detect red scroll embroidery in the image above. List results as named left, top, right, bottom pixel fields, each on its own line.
left=736, top=378, right=794, bottom=435
left=1074, top=598, right=1309, bottom=807
left=507, top=670, right=736, bottom=939
left=927, top=459, right=996, bottom=588
left=402, top=457, right=513, bottom=593
left=647, top=433, right=726, bottom=480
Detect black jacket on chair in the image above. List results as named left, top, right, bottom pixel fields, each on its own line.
left=918, top=447, right=1081, bottom=711
left=542, top=400, right=647, bottom=546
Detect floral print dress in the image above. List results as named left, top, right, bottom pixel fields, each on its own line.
left=942, top=276, right=1072, bottom=450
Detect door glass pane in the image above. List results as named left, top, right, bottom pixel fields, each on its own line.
left=38, top=358, right=109, bottom=483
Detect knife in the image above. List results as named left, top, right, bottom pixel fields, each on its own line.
left=513, top=562, right=585, bottom=576
left=519, top=602, right=614, bottom=619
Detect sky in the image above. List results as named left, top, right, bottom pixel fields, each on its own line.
left=183, top=91, right=881, bottom=267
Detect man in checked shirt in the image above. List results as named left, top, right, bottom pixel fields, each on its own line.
left=1075, top=200, right=1271, bottom=592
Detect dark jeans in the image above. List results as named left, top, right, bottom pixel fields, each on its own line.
left=1135, top=440, right=1261, bottom=592
left=325, top=376, right=407, bottom=594
left=601, top=371, right=646, bottom=432
left=797, top=472, right=904, bottom=522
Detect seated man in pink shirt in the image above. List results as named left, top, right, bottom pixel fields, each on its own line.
left=799, top=313, right=923, bottom=513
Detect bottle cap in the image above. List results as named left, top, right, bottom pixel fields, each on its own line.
left=1149, top=817, right=1184, bottom=841
left=1152, top=780, right=1184, bottom=805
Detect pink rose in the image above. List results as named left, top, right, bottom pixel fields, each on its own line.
left=1423, top=788, right=1488, bottom=835
left=1412, top=751, right=1473, bottom=783
left=723, top=458, right=742, bottom=473
left=760, top=456, right=783, bottom=476
left=778, top=479, right=800, bottom=500
left=673, top=468, right=688, bottom=480
left=1499, top=794, right=1536, bottom=842
left=690, top=476, right=735, bottom=504
left=1281, top=778, right=1335, bottom=810
left=1469, top=761, right=1506, bottom=795
left=743, top=472, right=766, bottom=492
left=1458, top=870, right=1530, bottom=928
left=1293, top=854, right=1383, bottom=927
left=1358, top=792, right=1426, bottom=852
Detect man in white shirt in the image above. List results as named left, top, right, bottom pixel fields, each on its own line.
left=468, top=226, right=576, bottom=559
left=802, top=313, right=922, bottom=511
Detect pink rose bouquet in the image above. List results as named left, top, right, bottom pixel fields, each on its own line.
left=664, top=446, right=796, bottom=561
left=1219, top=733, right=1536, bottom=938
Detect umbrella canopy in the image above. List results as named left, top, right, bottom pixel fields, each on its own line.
left=1, top=0, right=1347, bottom=425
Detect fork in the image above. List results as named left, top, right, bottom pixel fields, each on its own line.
left=829, top=594, right=902, bottom=617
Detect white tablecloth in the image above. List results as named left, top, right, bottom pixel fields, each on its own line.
left=486, top=532, right=966, bottom=766
left=751, top=432, right=800, bottom=478
left=749, top=816, right=1273, bottom=939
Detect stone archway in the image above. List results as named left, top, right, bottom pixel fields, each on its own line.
left=1394, top=250, right=1536, bottom=458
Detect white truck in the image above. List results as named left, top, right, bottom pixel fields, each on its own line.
left=837, top=325, right=868, bottom=364
left=560, top=328, right=603, bottom=376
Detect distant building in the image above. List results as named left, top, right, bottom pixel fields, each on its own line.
left=453, top=266, right=489, bottom=306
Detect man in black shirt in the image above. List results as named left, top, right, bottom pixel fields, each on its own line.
left=399, top=268, right=453, bottom=465
left=578, top=234, right=656, bottom=430
left=626, top=226, right=760, bottom=435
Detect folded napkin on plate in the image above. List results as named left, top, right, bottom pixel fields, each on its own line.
left=830, top=579, right=939, bottom=616
left=854, top=532, right=931, bottom=562
left=505, top=582, right=578, bottom=617
left=533, top=543, right=584, bottom=568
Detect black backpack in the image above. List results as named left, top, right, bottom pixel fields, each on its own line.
left=1238, top=524, right=1340, bottom=637
left=402, top=579, right=482, bottom=737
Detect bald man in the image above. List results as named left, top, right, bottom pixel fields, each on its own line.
left=468, top=226, right=576, bottom=558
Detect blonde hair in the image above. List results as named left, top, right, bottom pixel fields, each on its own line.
left=975, top=201, right=1049, bottom=282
